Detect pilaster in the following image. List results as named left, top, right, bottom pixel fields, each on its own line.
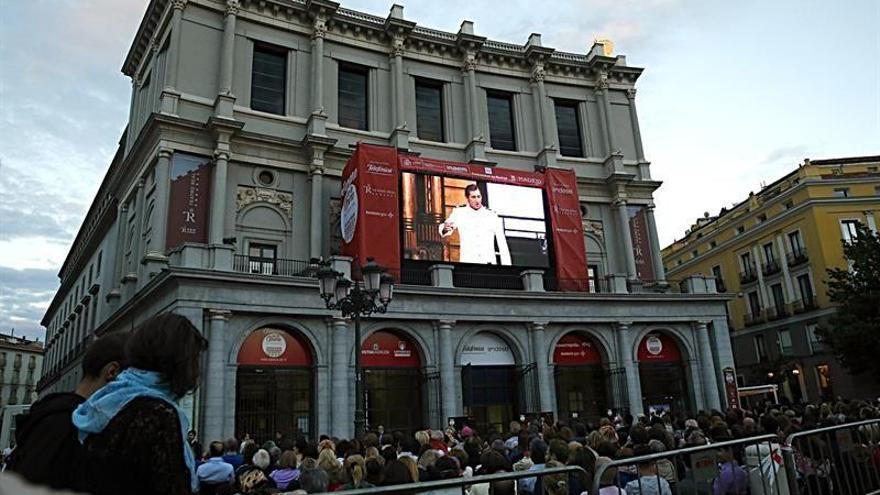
left=530, top=321, right=554, bottom=413
left=695, top=321, right=721, bottom=411
left=616, top=321, right=642, bottom=415
left=203, top=309, right=231, bottom=443
left=329, top=317, right=351, bottom=438
left=435, top=319, right=457, bottom=420
left=160, top=0, right=187, bottom=115
left=644, top=204, right=666, bottom=283
left=213, top=0, right=239, bottom=118
left=614, top=198, right=638, bottom=283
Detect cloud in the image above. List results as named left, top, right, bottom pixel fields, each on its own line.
left=0, top=164, right=85, bottom=244
left=0, top=266, right=59, bottom=342
left=760, top=145, right=809, bottom=166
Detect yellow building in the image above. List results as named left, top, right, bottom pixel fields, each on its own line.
left=662, top=156, right=880, bottom=403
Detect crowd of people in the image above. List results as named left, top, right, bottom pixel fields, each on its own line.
left=2, top=312, right=879, bottom=495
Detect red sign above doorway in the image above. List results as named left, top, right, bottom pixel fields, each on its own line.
left=637, top=333, right=682, bottom=363
left=361, top=330, right=421, bottom=368
left=553, top=333, right=602, bottom=365
left=238, top=328, right=313, bottom=366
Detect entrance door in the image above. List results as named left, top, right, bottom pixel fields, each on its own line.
left=362, top=330, right=424, bottom=433
left=637, top=332, right=691, bottom=414
left=552, top=333, right=608, bottom=421
left=463, top=365, right=517, bottom=435
left=235, top=327, right=314, bottom=443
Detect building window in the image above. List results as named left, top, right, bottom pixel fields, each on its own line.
left=778, top=329, right=792, bottom=356
left=676, top=259, right=682, bottom=266
left=754, top=334, right=767, bottom=361
left=757, top=213, right=767, bottom=223
left=797, top=274, right=814, bottom=307
left=788, top=230, right=803, bottom=254
left=736, top=225, right=745, bottom=235
left=763, top=243, right=776, bottom=263
left=554, top=100, right=583, bottom=157
left=415, top=79, right=444, bottom=142
left=587, top=264, right=600, bottom=293
left=96, top=251, right=102, bottom=276
left=806, top=323, right=822, bottom=353
left=709, top=240, right=717, bottom=248
left=250, top=43, right=287, bottom=115
left=486, top=91, right=516, bottom=151
left=247, top=243, right=277, bottom=275
left=783, top=200, right=794, bottom=210
left=748, top=291, right=761, bottom=315
left=771, top=283, right=785, bottom=316
left=840, top=219, right=860, bottom=244
left=338, top=63, right=369, bottom=130
left=832, top=188, right=849, bottom=198
left=740, top=252, right=753, bottom=269
left=875, top=185, right=880, bottom=196
left=815, top=364, right=833, bottom=399
left=691, top=249, right=698, bottom=259
left=712, top=265, right=725, bottom=292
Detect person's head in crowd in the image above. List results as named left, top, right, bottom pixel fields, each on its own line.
left=449, top=447, right=469, bottom=472
left=207, top=440, right=224, bottom=459
left=239, top=468, right=271, bottom=494
left=269, top=446, right=282, bottom=465
left=547, top=439, right=569, bottom=463
left=596, top=457, right=617, bottom=487
left=434, top=455, right=461, bottom=479
left=541, top=460, right=569, bottom=495
left=318, top=439, right=335, bottom=454
left=558, top=426, right=573, bottom=442
left=126, top=313, right=208, bottom=398
left=317, top=447, right=342, bottom=472
left=399, top=455, right=419, bottom=483
left=77, top=332, right=129, bottom=398
left=278, top=450, right=298, bottom=470
left=761, top=414, right=780, bottom=435
left=299, top=464, right=329, bottom=493
left=225, top=437, right=240, bottom=455
left=418, top=449, right=440, bottom=471
left=253, top=449, right=271, bottom=471
left=363, top=432, right=379, bottom=448
left=529, top=438, right=548, bottom=465
left=380, top=445, right=397, bottom=464
left=242, top=441, right=259, bottom=466
left=414, top=430, right=430, bottom=447
left=647, top=439, right=666, bottom=453
left=344, top=455, right=367, bottom=488
left=382, top=459, right=414, bottom=486
left=629, top=424, right=649, bottom=446
left=490, top=439, right=508, bottom=456
left=596, top=440, right=618, bottom=459
left=479, top=449, right=509, bottom=474
left=463, top=436, right=482, bottom=468
left=400, top=436, right=421, bottom=457
left=365, top=455, right=384, bottom=485
left=685, top=430, right=707, bottom=446
left=508, top=421, right=522, bottom=437
left=633, top=444, right=657, bottom=473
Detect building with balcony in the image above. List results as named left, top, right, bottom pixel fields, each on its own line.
left=662, top=156, right=880, bottom=403
left=38, top=0, right=733, bottom=443
left=0, top=332, right=44, bottom=448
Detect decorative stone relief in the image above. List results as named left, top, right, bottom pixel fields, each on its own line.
left=236, top=186, right=293, bottom=217
left=583, top=219, right=605, bottom=241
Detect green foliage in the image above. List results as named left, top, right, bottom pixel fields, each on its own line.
left=816, top=223, right=880, bottom=380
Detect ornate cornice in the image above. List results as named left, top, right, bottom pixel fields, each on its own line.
left=225, top=0, right=240, bottom=16
left=236, top=186, right=293, bottom=217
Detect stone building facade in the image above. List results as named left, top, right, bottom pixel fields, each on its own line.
left=39, top=0, right=733, bottom=443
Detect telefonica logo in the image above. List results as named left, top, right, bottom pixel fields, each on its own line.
left=367, top=163, right=394, bottom=175
left=552, top=186, right=574, bottom=195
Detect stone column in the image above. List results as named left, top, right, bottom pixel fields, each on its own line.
left=203, top=309, right=230, bottom=442
left=752, top=245, right=770, bottom=310
left=595, top=77, right=618, bottom=155
left=108, top=204, right=128, bottom=305
left=530, top=322, right=554, bottom=413
left=330, top=317, right=351, bottom=439
left=307, top=18, right=328, bottom=135
left=132, top=179, right=147, bottom=291
left=436, top=320, right=457, bottom=420
left=617, top=322, right=642, bottom=415
left=309, top=146, right=326, bottom=259
left=161, top=0, right=186, bottom=115
left=695, top=321, right=721, bottom=411
left=462, top=53, right=486, bottom=162
left=775, top=235, right=796, bottom=304
left=214, top=0, right=239, bottom=118
left=209, top=150, right=229, bottom=246
left=144, top=149, right=172, bottom=278
left=532, top=65, right=557, bottom=168
left=389, top=38, right=409, bottom=149
left=625, top=89, right=645, bottom=162
left=614, top=199, right=638, bottom=282
left=644, top=204, right=666, bottom=283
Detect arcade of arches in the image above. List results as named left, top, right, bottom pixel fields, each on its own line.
left=230, top=325, right=711, bottom=442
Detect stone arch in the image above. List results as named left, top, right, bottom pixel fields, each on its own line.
left=228, top=318, right=324, bottom=367
left=546, top=326, right=613, bottom=366
left=353, top=321, right=434, bottom=368
left=236, top=203, right=291, bottom=232
left=454, top=323, right=529, bottom=366
left=631, top=325, right=696, bottom=363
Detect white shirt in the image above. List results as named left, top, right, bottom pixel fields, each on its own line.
left=440, top=206, right=512, bottom=265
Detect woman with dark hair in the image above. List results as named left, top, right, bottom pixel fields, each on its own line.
left=73, top=313, right=208, bottom=495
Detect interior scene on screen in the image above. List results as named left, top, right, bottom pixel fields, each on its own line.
left=400, top=172, right=549, bottom=267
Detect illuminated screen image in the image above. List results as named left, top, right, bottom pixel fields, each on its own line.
left=400, top=172, right=548, bottom=267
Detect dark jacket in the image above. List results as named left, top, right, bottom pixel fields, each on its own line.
left=8, top=392, right=86, bottom=490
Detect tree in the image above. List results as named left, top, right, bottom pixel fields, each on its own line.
left=816, top=223, right=880, bottom=381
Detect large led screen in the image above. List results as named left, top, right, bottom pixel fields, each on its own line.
left=400, top=172, right=549, bottom=267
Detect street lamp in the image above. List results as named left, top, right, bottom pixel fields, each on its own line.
left=315, top=258, right=394, bottom=439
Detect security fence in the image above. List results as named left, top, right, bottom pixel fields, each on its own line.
left=782, top=419, right=880, bottom=495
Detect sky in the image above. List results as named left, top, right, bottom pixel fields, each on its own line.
left=1, top=0, right=878, bottom=341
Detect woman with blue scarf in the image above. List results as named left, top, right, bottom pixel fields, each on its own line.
left=73, top=313, right=208, bottom=495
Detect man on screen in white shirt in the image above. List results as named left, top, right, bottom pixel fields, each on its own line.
left=439, top=184, right=512, bottom=265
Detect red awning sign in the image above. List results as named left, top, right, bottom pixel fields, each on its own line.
left=361, top=330, right=421, bottom=368
left=238, top=328, right=313, bottom=367
left=553, top=333, right=602, bottom=365
left=637, top=333, right=682, bottom=363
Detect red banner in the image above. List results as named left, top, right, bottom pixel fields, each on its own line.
left=166, top=153, right=212, bottom=250
left=544, top=168, right=588, bottom=291
left=237, top=328, right=313, bottom=366
left=637, top=333, right=682, bottom=363
left=553, top=333, right=602, bottom=365
left=629, top=208, right=655, bottom=280
left=398, top=154, right=545, bottom=188
left=361, top=330, right=421, bottom=368
left=341, top=144, right=401, bottom=279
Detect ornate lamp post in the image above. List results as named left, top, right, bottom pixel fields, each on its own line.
left=316, top=258, right=394, bottom=439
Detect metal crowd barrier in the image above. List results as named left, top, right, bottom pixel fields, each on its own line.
left=339, top=465, right=587, bottom=495
left=590, top=434, right=788, bottom=495
left=782, top=419, right=880, bottom=495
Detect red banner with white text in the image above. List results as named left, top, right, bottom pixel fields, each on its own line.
left=544, top=168, right=588, bottom=291
left=398, top=153, right=545, bottom=187
left=340, top=144, right=401, bottom=280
